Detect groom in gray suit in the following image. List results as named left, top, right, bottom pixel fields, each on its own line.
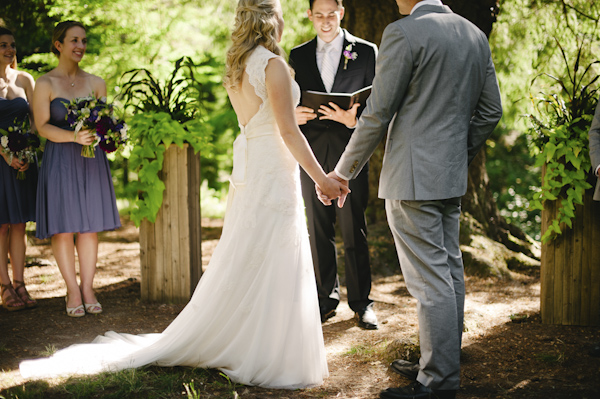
left=320, top=0, right=503, bottom=398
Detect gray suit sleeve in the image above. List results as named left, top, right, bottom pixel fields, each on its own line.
left=467, top=52, right=503, bottom=165
left=335, top=23, right=411, bottom=179
left=589, top=101, right=600, bottom=174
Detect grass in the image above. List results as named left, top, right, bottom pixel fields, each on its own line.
left=344, top=337, right=420, bottom=365
left=0, top=367, right=241, bottom=399
left=39, top=345, right=57, bottom=357
left=534, top=352, right=564, bottom=364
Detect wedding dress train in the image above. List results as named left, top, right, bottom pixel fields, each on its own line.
left=20, top=45, right=329, bottom=389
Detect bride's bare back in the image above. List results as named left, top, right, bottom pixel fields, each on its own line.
left=226, top=70, right=263, bottom=127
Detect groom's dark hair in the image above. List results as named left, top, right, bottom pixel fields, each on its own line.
left=309, top=0, right=343, bottom=10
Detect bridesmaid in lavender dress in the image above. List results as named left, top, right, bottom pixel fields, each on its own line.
left=33, top=21, right=120, bottom=317
left=0, top=27, right=38, bottom=312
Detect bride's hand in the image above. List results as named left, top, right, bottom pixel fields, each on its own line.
left=316, top=173, right=350, bottom=207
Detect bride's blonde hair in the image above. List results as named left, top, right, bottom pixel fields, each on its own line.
left=224, top=0, right=285, bottom=90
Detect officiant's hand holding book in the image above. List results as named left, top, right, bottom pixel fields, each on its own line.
left=295, top=102, right=358, bottom=127
left=297, top=86, right=372, bottom=128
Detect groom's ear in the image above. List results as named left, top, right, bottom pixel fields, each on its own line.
left=339, top=6, right=345, bottom=20
left=307, top=9, right=313, bottom=20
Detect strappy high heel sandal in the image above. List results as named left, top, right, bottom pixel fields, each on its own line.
left=13, top=280, right=37, bottom=308
left=1, top=283, right=26, bottom=312
left=65, top=296, right=85, bottom=318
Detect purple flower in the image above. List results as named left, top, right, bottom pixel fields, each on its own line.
left=95, top=116, right=114, bottom=137
left=24, top=133, right=40, bottom=148
left=7, top=131, right=27, bottom=152
left=99, top=138, right=117, bottom=153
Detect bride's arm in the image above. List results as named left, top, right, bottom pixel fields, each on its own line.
left=265, top=57, right=348, bottom=203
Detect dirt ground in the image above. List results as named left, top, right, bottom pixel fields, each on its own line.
left=0, top=217, right=599, bottom=398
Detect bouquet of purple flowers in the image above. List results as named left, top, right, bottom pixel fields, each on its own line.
left=65, top=95, right=128, bottom=158
left=0, top=118, right=40, bottom=180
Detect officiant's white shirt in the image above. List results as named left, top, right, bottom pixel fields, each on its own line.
left=316, top=29, right=344, bottom=77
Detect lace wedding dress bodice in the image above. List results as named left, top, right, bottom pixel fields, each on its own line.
left=230, top=45, right=300, bottom=188
left=20, top=46, right=328, bottom=389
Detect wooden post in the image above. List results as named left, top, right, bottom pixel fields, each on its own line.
left=541, top=171, right=600, bottom=326
left=139, top=144, right=202, bottom=303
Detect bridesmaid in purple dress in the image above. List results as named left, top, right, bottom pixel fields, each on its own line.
left=0, top=27, right=38, bottom=312
left=33, top=21, right=120, bottom=317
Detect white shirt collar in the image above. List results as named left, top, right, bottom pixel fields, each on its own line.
left=411, top=0, right=443, bottom=14
left=317, top=28, right=344, bottom=52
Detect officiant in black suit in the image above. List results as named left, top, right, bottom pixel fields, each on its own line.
left=289, top=0, right=378, bottom=329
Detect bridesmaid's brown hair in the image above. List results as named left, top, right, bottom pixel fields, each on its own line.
left=51, top=21, right=86, bottom=57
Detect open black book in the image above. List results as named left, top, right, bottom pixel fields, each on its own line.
left=300, top=85, right=372, bottom=114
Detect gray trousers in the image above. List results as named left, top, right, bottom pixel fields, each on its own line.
left=385, top=198, right=464, bottom=390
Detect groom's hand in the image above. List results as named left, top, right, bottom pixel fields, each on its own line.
left=295, top=106, right=317, bottom=125
left=316, top=171, right=350, bottom=207
left=318, top=102, right=359, bottom=128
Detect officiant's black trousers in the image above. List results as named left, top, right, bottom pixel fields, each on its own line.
left=300, top=164, right=373, bottom=313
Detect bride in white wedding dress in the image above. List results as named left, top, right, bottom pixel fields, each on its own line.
left=19, top=0, right=350, bottom=389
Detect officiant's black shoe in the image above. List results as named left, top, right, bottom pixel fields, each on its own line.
left=380, top=382, right=457, bottom=399
left=320, top=306, right=336, bottom=322
left=390, top=359, right=419, bottom=380
left=356, top=307, right=378, bottom=330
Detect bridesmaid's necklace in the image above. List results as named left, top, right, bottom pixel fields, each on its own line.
left=64, top=72, right=77, bottom=87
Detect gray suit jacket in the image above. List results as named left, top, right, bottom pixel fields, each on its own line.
left=335, top=5, right=503, bottom=201
left=589, top=101, right=600, bottom=201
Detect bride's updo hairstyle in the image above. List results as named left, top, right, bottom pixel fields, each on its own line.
left=224, top=0, right=285, bottom=90
left=51, top=21, right=85, bottom=57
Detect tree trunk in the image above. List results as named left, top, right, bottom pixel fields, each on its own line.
left=342, top=0, right=537, bottom=261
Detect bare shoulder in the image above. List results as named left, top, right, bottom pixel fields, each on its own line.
left=15, top=70, right=35, bottom=90
left=34, top=73, right=53, bottom=90
left=81, top=71, right=107, bottom=96
left=265, top=56, right=289, bottom=77
left=16, top=70, right=35, bottom=84
left=83, top=71, right=105, bottom=87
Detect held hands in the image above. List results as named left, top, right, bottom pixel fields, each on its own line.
left=318, top=102, right=360, bottom=128
left=316, top=171, right=350, bottom=207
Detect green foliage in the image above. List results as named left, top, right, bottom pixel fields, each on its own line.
left=489, top=0, right=600, bottom=240
left=121, top=56, right=203, bottom=124
left=527, top=36, right=598, bottom=242
left=122, top=58, right=212, bottom=226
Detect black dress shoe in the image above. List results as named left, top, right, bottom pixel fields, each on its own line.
left=320, top=307, right=336, bottom=322
left=390, top=359, right=419, bottom=380
left=380, top=382, right=457, bottom=399
left=356, top=307, right=378, bottom=330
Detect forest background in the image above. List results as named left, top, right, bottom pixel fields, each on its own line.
left=1, top=0, right=599, bottom=244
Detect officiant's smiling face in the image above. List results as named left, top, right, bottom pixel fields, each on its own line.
left=308, top=0, right=344, bottom=43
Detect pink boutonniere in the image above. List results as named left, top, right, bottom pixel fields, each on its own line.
left=343, top=44, right=358, bottom=69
